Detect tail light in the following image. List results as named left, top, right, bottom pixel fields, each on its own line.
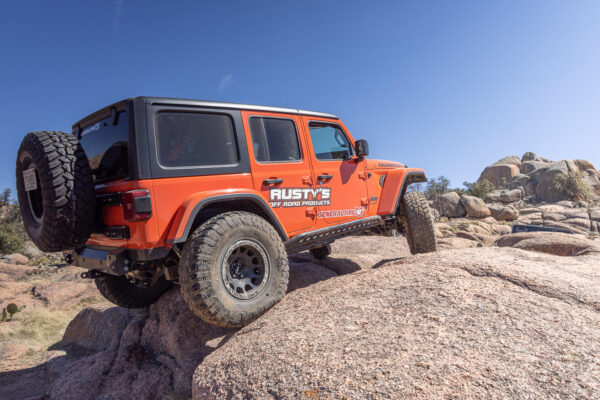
left=122, top=189, right=152, bottom=221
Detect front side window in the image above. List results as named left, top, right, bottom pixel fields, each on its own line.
left=155, top=112, right=238, bottom=167
left=249, top=117, right=301, bottom=163
left=308, top=122, right=353, bottom=161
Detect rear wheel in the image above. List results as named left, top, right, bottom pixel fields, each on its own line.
left=179, top=211, right=289, bottom=328
left=400, top=191, right=437, bottom=254
left=94, top=275, right=172, bottom=309
left=16, top=131, right=95, bottom=252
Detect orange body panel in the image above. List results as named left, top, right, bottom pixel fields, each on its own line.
left=88, top=112, right=423, bottom=250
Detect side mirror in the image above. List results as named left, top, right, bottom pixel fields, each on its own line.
left=355, top=139, right=369, bottom=158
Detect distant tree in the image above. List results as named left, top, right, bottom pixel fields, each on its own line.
left=424, top=176, right=450, bottom=200
left=463, top=180, right=495, bottom=199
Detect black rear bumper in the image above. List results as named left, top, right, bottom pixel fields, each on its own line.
left=68, top=246, right=169, bottom=275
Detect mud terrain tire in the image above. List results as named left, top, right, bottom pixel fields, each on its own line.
left=179, top=211, right=289, bottom=328
left=16, top=131, right=95, bottom=252
left=400, top=191, right=438, bottom=254
left=310, top=244, right=332, bottom=260
left=95, top=275, right=172, bottom=308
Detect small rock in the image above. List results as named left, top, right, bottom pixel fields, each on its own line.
left=488, top=204, right=519, bottom=221
left=2, top=253, right=29, bottom=265
left=521, top=152, right=537, bottom=162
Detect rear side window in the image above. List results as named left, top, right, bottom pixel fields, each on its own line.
left=249, top=117, right=301, bottom=163
left=79, top=111, right=129, bottom=183
left=308, top=122, right=353, bottom=161
left=155, top=112, right=238, bottom=167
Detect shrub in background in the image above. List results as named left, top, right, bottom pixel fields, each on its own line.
left=0, top=188, right=27, bottom=254
left=463, top=179, right=495, bottom=199
left=552, top=171, right=591, bottom=201
left=424, top=176, right=450, bottom=200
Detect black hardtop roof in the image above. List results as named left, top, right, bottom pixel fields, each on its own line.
left=72, top=96, right=339, bottom=130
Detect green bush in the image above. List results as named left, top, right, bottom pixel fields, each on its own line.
left=0, top=188, right=27, bottom=254
left=463, top=179, right=495, bottom=199
left=552, top=171, right=591, bottom=201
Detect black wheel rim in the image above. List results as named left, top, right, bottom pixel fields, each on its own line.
left=26, top=166, right=44, bottom=224
left=221, top=240, right=270, bottom=300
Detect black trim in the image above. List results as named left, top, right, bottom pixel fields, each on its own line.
left=168, top=193, right=288, bottom=244
left=393, top=171, right=427, bottom=215
left=145, top=105, right=251, bottom=179
left=104, top=226, right=130, bottom=240
left=97, top=192, right=122, bottom=206
left=285, top=216, right=383, bottom=254
left=69, top=246, right=170, bottom=275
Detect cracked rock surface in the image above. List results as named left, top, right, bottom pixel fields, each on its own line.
left=193, top=246, right=600, bottom=399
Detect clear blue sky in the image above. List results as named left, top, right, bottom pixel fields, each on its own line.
left=1, top=1, right=599, bottom=193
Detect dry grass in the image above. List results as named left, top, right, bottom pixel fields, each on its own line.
left=0, top=296, right=105, bottom=371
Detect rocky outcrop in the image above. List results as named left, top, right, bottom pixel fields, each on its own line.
left=515, top=203, right=599, bottom=234
left=460, top=195, right=491, bottom=218
left=431, top=191, right=466, bottom=218
left=477, top=153, right=600, bottom=203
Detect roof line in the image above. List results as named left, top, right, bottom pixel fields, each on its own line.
left=141, top=97, right=339, bottom=119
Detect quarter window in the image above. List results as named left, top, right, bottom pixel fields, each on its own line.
left=249, top=117, right=301, bottom=162
left=308, top=122, right=353, bottom=161
left=155, top=112, right=238, bottom=167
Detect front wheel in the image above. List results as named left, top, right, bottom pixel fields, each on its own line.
left=179, top=211, right=289, bottom=328
left=399, top=191, right=438, bottom=254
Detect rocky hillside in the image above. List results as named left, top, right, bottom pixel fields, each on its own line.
left=429, top=153, right=600, bottom=243
left=1, top=233, right=599, bottom=399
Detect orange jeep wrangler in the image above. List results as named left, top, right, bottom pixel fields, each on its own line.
left=16, top=97, right=437, bottom=328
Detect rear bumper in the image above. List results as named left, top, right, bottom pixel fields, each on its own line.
left=68, top=246, right=169, bottom=275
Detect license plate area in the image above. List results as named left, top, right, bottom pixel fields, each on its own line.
left=23, top=168, right=37, bottom=191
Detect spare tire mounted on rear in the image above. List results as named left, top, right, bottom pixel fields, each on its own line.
left=16, top=131, right=96, bottom=252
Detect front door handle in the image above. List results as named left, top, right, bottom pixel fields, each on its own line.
left=317, top=174, right=333, bottom=181
left=263, top=178, right=283, bottom=185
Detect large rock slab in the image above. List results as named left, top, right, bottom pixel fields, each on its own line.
left=193, top=247, right=600, bottom=399
left=496, top=232, right=600, bottom=256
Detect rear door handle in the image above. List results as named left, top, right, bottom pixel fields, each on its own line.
left=263, top=178, right=283, bottom=185
left=317, top=174, right=333, bottom=180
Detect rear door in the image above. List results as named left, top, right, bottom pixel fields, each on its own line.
left=242, top=111, right=317, bottom=234
left=301, top=117, right=369, bottom=224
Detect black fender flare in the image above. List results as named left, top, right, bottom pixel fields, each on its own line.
left=168, top=193, right=288, bottom=244
left=393, top=171, right=427, bottom=216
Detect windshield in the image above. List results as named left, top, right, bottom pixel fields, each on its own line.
left=79, top=111, right=129, bottom=183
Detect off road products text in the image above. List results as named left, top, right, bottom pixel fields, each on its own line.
left=269, top=187, right=331, bottom=208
